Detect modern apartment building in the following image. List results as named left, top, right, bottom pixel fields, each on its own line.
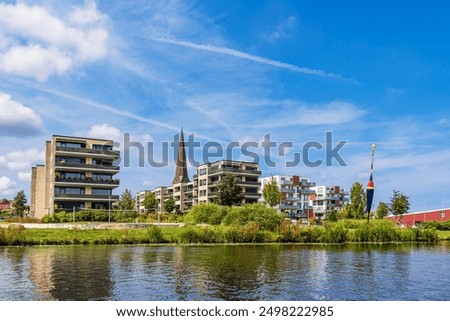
left=309, top=185, right=349, bottom=220
left=135, top=190, right=151, bottom=214
left=259, top=175, right=315, bottom=221
left=137, top=129, right=261, bottom=213
left=30, top=135, right=120, bottom=219
left=193, top=160, right=261, bottom=206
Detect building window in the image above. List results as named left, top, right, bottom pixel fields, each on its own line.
left=92, top=159, right=113, bottom=166
left=56, top=141, right=85, bottom=148
left=60, top=172, right=85, bottom=179
left=93, top=144, right=112, bottom=151
left=55, top=187, right=85, bottom=194
left=92, top=188, right=111, bottom=195
left=56, top=156, right=85, bottom=164
left=55, top=201, right=84, bottom=209
left=92, top=173, right=112, bottom=180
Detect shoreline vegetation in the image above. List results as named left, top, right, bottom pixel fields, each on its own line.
left=1, top=204, right=448, bottom=246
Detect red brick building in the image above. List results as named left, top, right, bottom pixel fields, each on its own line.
left=385, top=208, right=449, bottom=226
left=0, top=199, right=12, bottom=210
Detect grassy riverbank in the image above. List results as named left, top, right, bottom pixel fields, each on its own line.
left=0, top=221, right=441, bottom=246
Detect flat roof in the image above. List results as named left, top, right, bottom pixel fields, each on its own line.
left=52, top=134, right=114, bottom=143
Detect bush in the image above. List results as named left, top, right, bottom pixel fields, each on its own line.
left=177, top=226, right=225, bottom=244
left=324, top=222, right=348, bottom=243
left=223, top=203, right=282, bottom=231
left=0, top=225, right=25, bottom=245
left=147, top=226, right=166, bottom=243
left=351, top=220, right=400, bottom=242
left=184, top=203, right=228, bottom=225
left=420, top=221, right=450, bottom=231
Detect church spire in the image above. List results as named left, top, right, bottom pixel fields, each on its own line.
left=172, top=127, right=190, bottom=184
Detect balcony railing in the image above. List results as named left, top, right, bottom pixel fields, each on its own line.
left=56, top=146, right=119, bottom=158
left=237, top=181, right=260, bottom=187
left=55, top=177, right=120, bottom=186
left=209, top=167, right=261, bottom=175
left=298, top=189, right=315, bottom=195
left=54, top=193, right=119, bottom=200
left=244, top=192, right=261, bottom=198
left=55, top=162, right=120, bottom=172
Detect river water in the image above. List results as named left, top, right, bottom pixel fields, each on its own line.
left=0, top=243, right=449, bottom=301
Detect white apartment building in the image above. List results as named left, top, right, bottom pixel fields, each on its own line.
left=309, top=185, right=349, bottom=220
left=259, top=175, right=315, bottom=221
left=193, top=160, right=261, bottom=206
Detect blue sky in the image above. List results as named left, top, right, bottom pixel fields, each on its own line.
left=1, top=0, right=450, bottom=211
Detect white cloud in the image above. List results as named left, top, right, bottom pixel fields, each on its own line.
left=0, top=1, right=108, bottom=81
left=150, top=37, right=350, bottom=81
left=266, top=16, right=298, bottom=43
left=0, top=176, right=17, bottom=195
left=142, top=181, right=153, bottom=187
left=0, top=149, right=44, bottom=171
left=18, top=171, right=31, bottom=182
left=254, top=100, right=366, bottom=128
left=86, top=124, right=122, bottom=143
left=0, top=93, right=42, bottom=136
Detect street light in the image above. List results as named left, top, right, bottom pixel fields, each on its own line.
left=108, top=195, right=111, bottom=223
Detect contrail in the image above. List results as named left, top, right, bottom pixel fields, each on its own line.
left=150, top=37, right=354, bottom=81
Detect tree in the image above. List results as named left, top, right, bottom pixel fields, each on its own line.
left=117, top=189, right=135, bottom=211
left=164, top=196, right=176, bottom=213
left=347, top=182, right=366, bottom=219
left=12, top=190, right=27, bottom=217
left=326, top=209, right=338, bottom=222
left=216, top=173, right=244, bottom=207
left=390, top=190, right=410, bottom=220
left=143, top=192, right=157, bottom=212
left=262, top=177, right=282, bottom=207
left=375, top=201, right=390, bottom=219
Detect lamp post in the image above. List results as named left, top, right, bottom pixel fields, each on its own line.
left=108, top=195, right=111, bottom=223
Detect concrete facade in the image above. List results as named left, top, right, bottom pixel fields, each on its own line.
left=309, top=185, right=349, bottom=220
left=259, top=175, right=315, bottom=221
left=193, top=160, right=261, bottom=206
left=30, top=135, right=120, bottom=219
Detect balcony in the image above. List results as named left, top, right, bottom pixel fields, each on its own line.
left=280, top=187, right=295, bottom=193
left=209, top=167, right=261, bottom=176
left=55, top=146, right=119, bottom=158
left=285, top=196, right=301, bottom=201
left=244, top=192, right=261, bottom=198
left=55, top=162, right=120, bottom=173
left=237, top=181, right=260, bottom=187
left=298, top=189, right=315, bottom=195
left=301, top=181, right=315, bottom=187
left=280, top=204, right=298, bottom=210
left=55, top=177, right=120, bottom=187
left=280, top=179, right=293, bottom=185
left=54, top=193, right=119, bottom=201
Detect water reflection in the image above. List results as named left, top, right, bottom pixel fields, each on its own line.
left=0, top=243, right=449, bottom=301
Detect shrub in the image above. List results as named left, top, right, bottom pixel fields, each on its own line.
left=184, top=203, right=229, bottom=225
left=324, top=223, right=348, bottom=243
left=0, top=225, right=25, bottom=245
left=351, top=220, right=400, bottom=242
left=177, top=226, right=224, bottom=244
left=241, top=222, right=264, bottom=242
left=222, top=203, right=282, bottom=231
left=147, top=226, right=165, bottom=243
left=420, top=221, right=450, bottom=231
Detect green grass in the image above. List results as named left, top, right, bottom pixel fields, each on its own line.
left=437, top=230, right=450, bottom=240
left=0, top=222, right=444, bottom=246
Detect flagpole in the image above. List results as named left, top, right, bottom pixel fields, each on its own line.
left=366, top=144, right=376, bottom=224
